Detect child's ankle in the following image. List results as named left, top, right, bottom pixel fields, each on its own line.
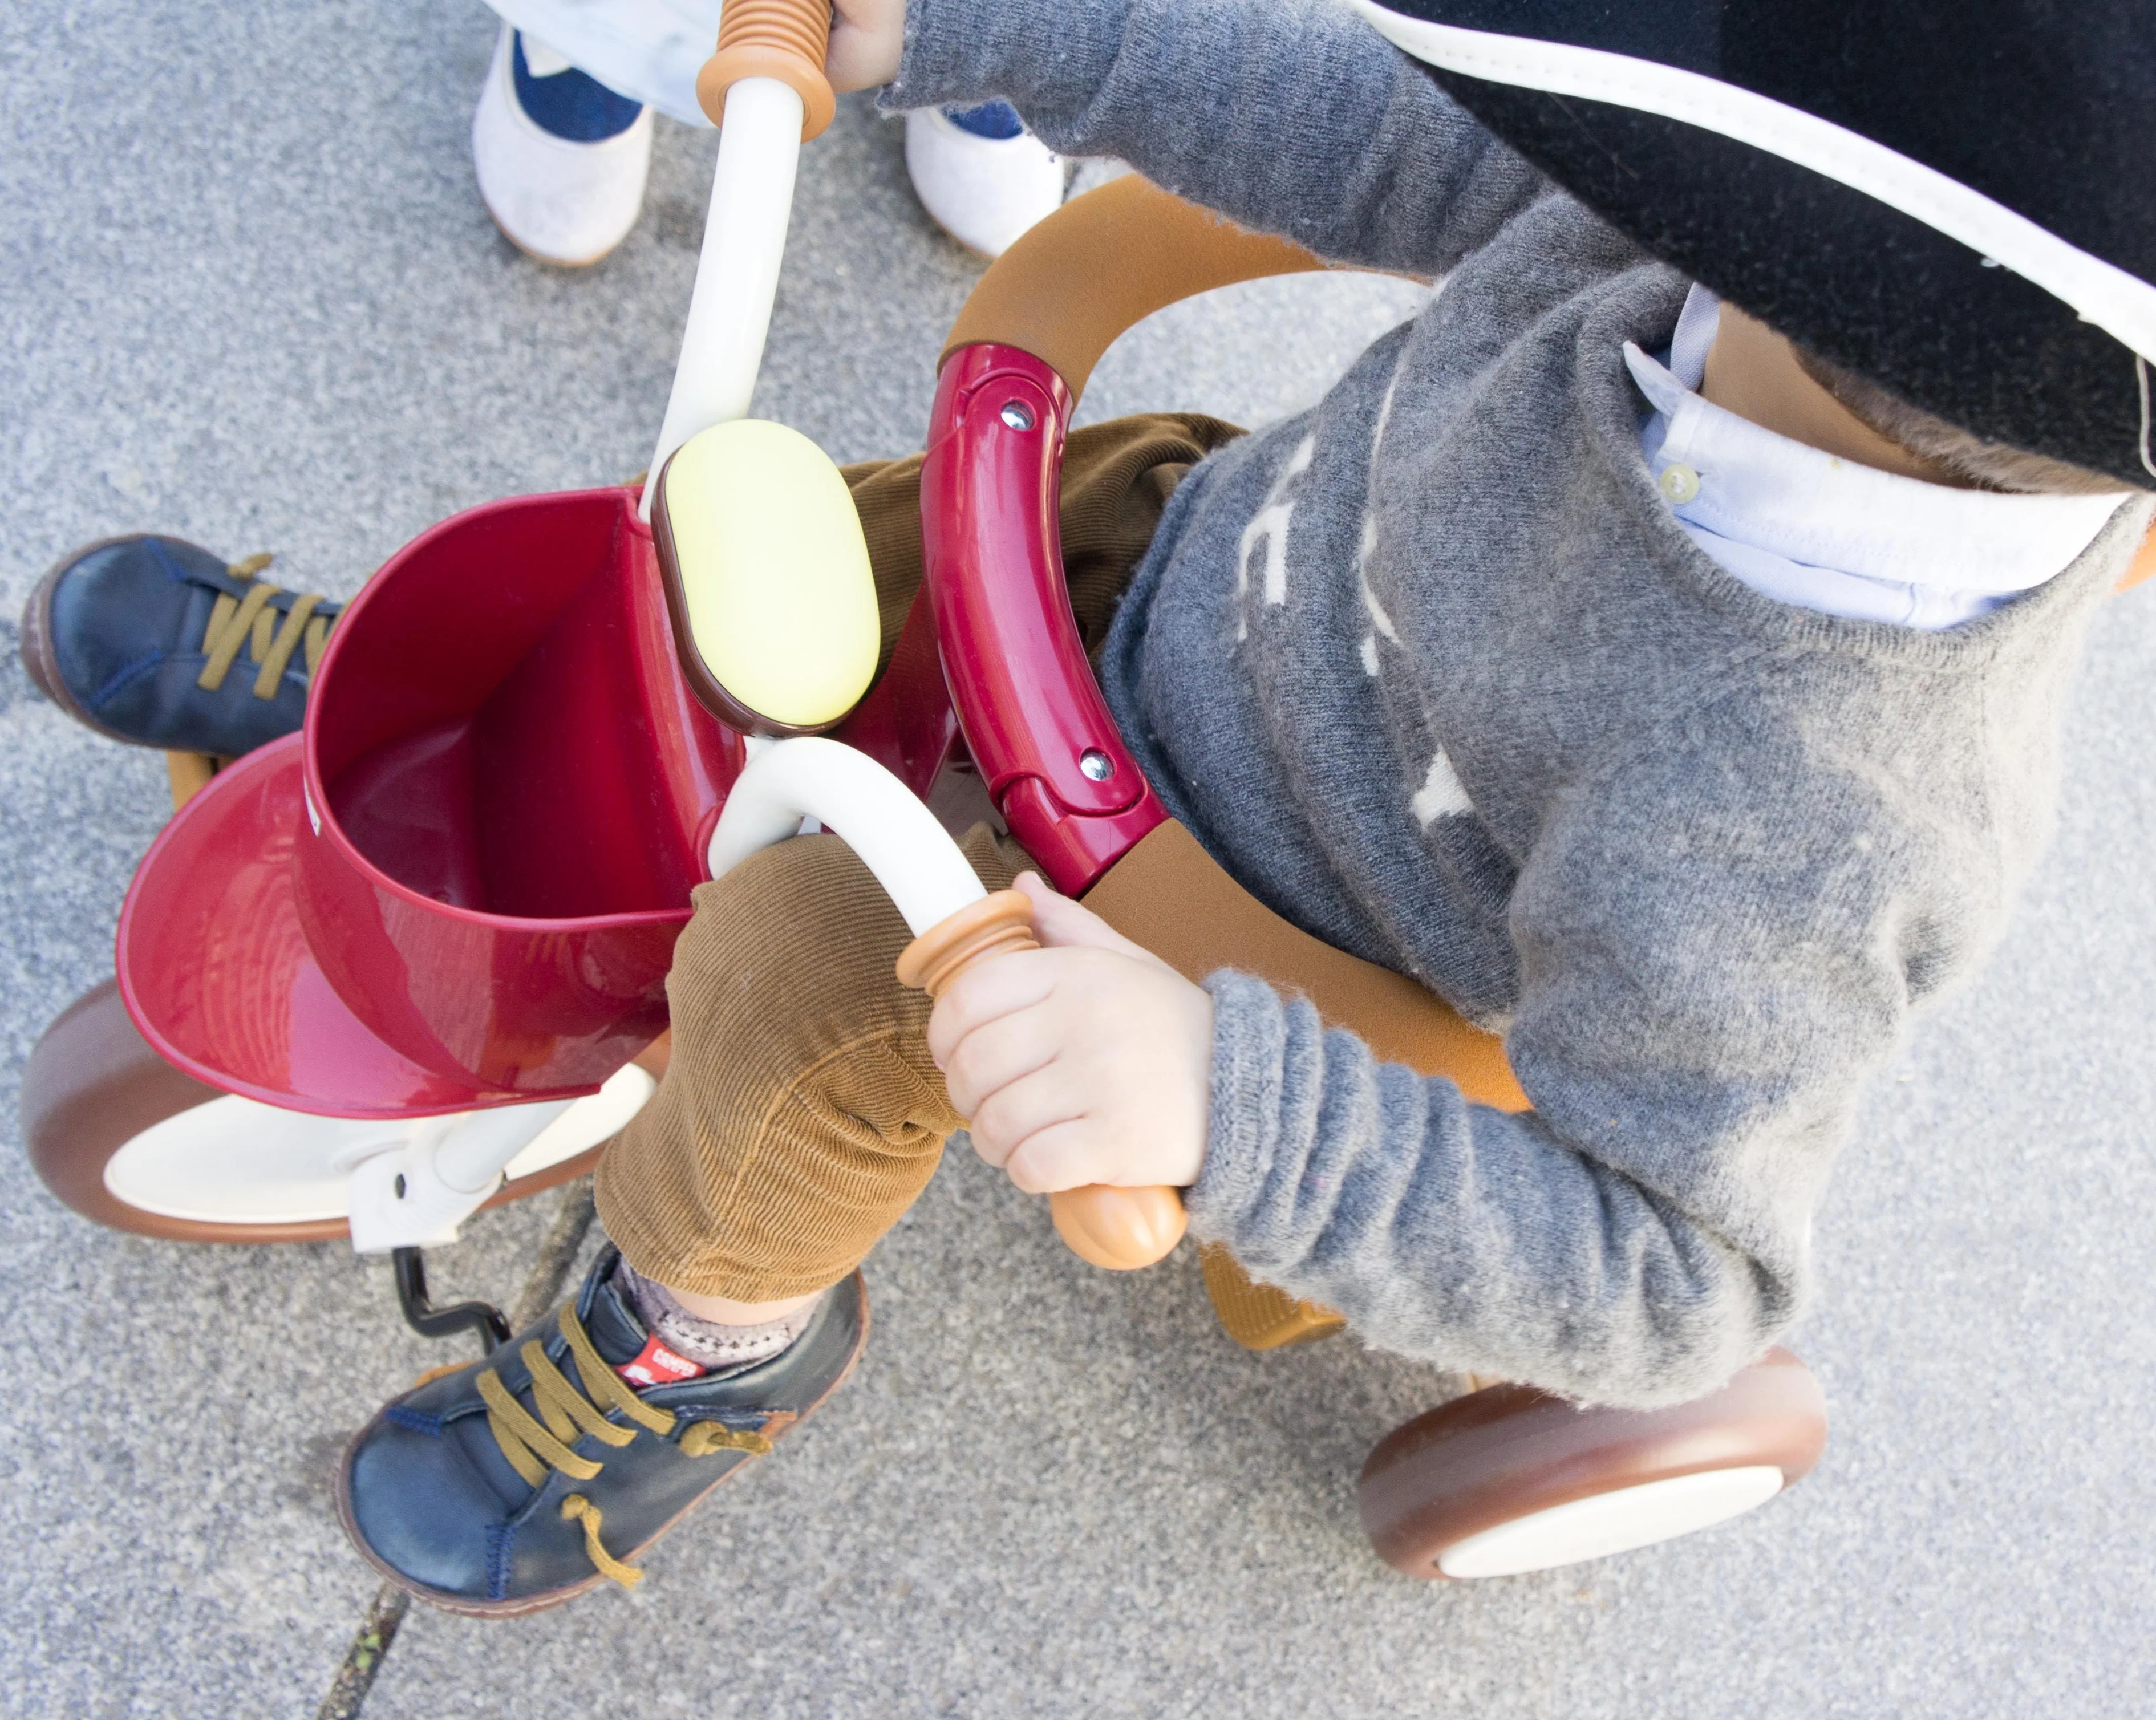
left=609, top=1256, right=829, bottom=1383
left=663, top=1282, right=824, bottom=1326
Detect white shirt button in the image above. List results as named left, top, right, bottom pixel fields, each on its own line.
left=1659, top=463, right=1701, bottom=504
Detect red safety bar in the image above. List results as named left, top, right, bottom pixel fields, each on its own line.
left=920, top=343, right=1168, bottom=895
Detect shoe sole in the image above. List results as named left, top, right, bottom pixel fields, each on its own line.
left=331, top=1279, right=870, bottom=1618
left=476, top=192, right=631, bottom=270
left=19, top=536, right=167, bottom=748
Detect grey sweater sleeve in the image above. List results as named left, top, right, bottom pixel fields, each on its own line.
left=1189, top=665, right=2022, bottom=1409
left=889, top=0, right=1548, bottom=273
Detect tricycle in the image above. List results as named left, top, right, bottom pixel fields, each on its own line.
left=21, top=0, right=1825, bottom=1581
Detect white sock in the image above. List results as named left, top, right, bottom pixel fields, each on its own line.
left=611, top=1257, right=822, bottom=1375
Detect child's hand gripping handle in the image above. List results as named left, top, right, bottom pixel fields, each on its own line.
left=895, top=891, right=1190, bottom=1271
left=703, top=742, right=1185, bottom=1273
left=696, top=0, right=837, bottom=137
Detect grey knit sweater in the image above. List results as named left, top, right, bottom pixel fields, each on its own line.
left=891, top=0, right=2150, bottom=1404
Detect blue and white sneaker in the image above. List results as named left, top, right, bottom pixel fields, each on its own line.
left=903, top=102, right=1066, bottom=258
left=472, top=23, right=654, bottom=267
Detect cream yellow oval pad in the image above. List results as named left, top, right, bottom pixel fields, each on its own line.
left=653, top=419, right=879, bottom=732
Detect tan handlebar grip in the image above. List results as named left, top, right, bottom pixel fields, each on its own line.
left=897, top=890, right=1190, bottom=1271
left=894, top=890, right=1040, bottom=995
left=1048, top=1183, right=1188, bottom=1273
left=941, top=173, right=1331, bottom=403
left=696, top=0, right=837, bottom=139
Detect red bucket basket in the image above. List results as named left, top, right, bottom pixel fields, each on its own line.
left=117, top=476, right=955, bottom=1120
left=118, top=486, right=743, bottom=1117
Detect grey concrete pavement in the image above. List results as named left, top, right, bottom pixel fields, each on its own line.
left=3, top=3, right=2154, bottom=1717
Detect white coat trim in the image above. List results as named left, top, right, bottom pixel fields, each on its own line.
left=1348, top=2, right=2156, bottom=362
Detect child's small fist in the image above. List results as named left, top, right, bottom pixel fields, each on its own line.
left=828, top=0, right=907, bottom=92
left=927, top=874, right=1212, bottom=1196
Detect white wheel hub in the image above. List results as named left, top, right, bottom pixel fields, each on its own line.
left=102, top=1063, right=654, bottom=1226
left=1437, top=1465, right=1786, bottom=1578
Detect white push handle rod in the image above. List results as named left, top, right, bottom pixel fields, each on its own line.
left=639, top=75, right=807, bottom=518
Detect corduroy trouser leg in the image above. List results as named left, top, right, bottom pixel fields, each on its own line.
left=594, top=413, right=1242, bottom=1300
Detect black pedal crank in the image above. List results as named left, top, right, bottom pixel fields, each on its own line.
left=391, top=1247, right=512, bottom=1353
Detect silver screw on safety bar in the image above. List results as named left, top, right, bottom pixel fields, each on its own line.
left=1079, top=749, right=1114, bottom=781
left=1000, top=401, right=1036, bottom=431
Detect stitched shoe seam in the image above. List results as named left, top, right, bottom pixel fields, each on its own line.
left=145, top=539, right=192, bottom=585
left=486, top=1523, right=516, bottom=1601
left=87, top=648, right=167, bottom=709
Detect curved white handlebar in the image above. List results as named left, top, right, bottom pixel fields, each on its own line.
left=708, top=739, right=990, bottom=936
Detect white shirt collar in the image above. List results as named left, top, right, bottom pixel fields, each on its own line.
left=1628, top=287, right=2127, bottom=628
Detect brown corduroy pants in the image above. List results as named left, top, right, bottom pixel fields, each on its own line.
left=594, top=413, right=1242, bottom=1300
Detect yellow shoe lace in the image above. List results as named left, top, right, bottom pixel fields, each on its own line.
left=473, top=1302, right=775, bottom=1589
left=196, top=553, right=337, bottom=699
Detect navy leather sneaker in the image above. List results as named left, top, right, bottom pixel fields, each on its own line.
left=337, top=1248, right=868, bottom=1616
left=20, top=535, right=341, bottom=757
